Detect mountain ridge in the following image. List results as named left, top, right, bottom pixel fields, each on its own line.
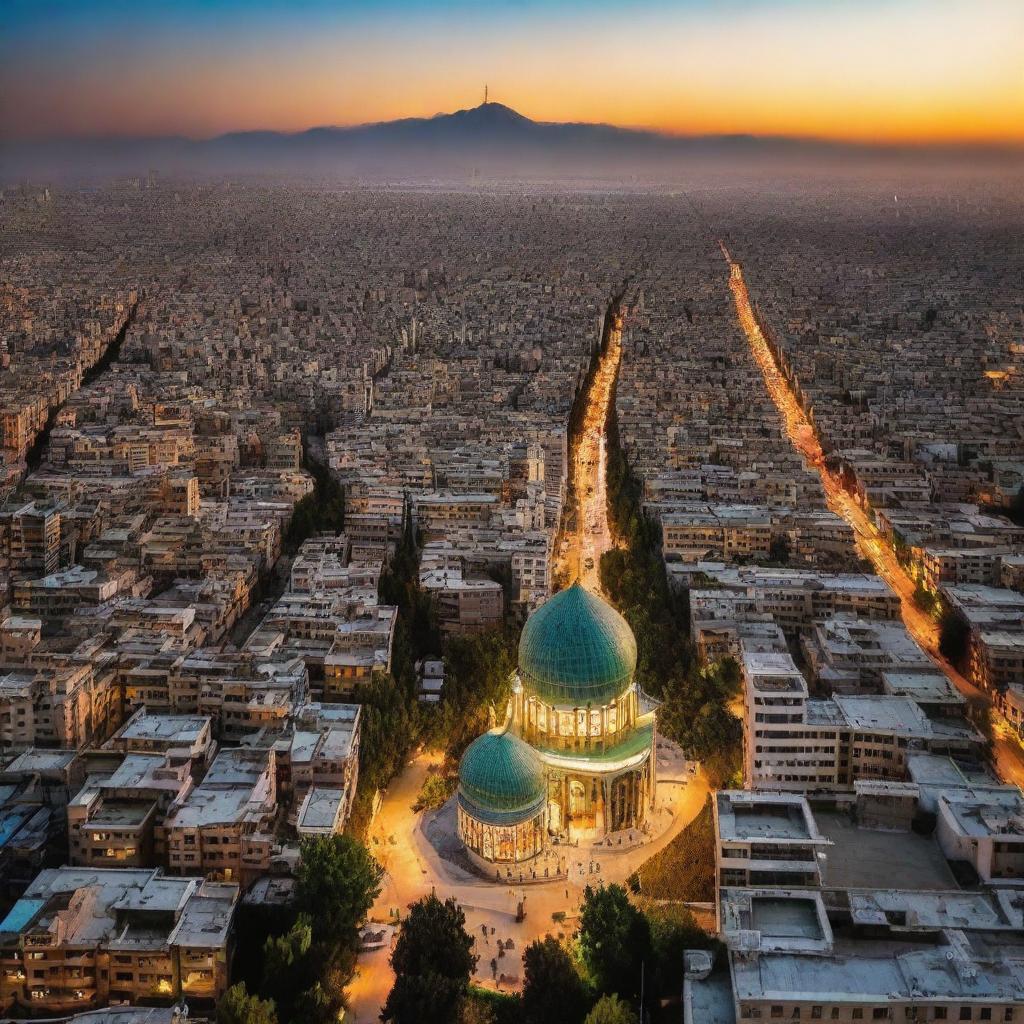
left=4, top=101, right=1021, bottom=182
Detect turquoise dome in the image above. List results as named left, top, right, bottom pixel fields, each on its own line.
left=518, top=582, right=637, bottom=707
left=458, top=729, right=545, bottom=825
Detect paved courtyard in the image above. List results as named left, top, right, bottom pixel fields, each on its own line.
left=346, top=739, right=707, bottom=1022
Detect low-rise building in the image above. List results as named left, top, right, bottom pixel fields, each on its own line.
left=0, top=866, right=237, bottom=1015
left=160, top=747, right=276, bottom=886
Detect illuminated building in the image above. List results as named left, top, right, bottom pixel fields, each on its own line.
left=457, top=582, right=657, bottom=867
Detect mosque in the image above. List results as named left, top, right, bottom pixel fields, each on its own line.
left=456, top=582, right=658, bottom=868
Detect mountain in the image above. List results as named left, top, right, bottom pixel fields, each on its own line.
left=3, top=101, right=1020, bottom=182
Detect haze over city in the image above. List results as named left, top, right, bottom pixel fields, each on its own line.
left=1, top=4, right=1023, bottom=1024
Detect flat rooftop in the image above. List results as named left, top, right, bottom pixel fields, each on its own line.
left=751, top=895, right=825, bottom=941
left=816, top=810, right=958, bottom=891
left=717, top=791, right=822, bottom=843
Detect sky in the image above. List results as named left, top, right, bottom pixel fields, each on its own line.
left=1, top=0, right=1022, bottom=145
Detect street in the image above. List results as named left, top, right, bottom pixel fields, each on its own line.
left=553, top=313, right=624, bottom=592
left=724, top=244, right=1024, bottom=790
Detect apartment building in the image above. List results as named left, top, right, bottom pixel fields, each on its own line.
left=160, top=747, right=276, bottom=886
left=67, top=754, right=192, bottom=869
left=713, top=791, right=829, bottom=897
left=742, top=650, right=981, bottom=796
left=0, top=867, right=236, bottom=1015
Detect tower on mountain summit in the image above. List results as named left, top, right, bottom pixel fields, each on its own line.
left=484, top=84, right=488, bottom=105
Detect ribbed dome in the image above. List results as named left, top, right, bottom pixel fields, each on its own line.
left=518, top=582, right=637, bottom=706
left=458, top=729, right=545, bottom=824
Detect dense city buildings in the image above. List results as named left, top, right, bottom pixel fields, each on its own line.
left=1, top=174, right=1022, bottom=1021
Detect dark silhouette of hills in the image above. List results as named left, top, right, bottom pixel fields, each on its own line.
left=4, top=100, right=1021, bottom=182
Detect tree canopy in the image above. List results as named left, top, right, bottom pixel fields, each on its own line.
left=583, top=994, right=638, bottom=1024
left=216, top=983, right=278, bottom=1024
left=382, top=894, right=479, bottom=1024
left=577, top=884, right=651, bottom=1001
left=295, top=834, right=383, bottom=952
left=521, top=936, right=591, bottom=1024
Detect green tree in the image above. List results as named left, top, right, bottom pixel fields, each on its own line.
left=262, top=915, right=312, bottom=986
left=217, top=983, right=278, bottom=1024
left=289, top=979, right=346, bottom=1024
left=260, top=916, right=319, bottom=1019
left=583, top=994, right=638, bottom=1024
left=382, top=894, right=478, bottom=1024
left=521, top=936, right=591, bottom=1024
left=433, top=625, right=517, bottom=758
left=358, top=668, right=417, bottom=793
left=646, top=904, right=718, bottom=998
left=913, top=581, right=937, bottom=616
left=295, top=835, right=383, bottom=953
left=577, top=884, right=651, bottom=1000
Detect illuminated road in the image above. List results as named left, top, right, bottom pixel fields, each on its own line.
left=553, top=311, right=624, bottom=592
left=723, top=243, right=1024, bottom=789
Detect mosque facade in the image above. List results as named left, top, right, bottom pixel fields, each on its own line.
left=457, top=583, right=658, bottom=867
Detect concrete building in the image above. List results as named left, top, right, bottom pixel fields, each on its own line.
left=0, top=867, right=236, bottom=1015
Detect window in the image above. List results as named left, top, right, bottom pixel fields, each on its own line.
left=853, top=1012, right=863, bottom=1021
left=980, top=1012, right=991, bottom=1023
left=772, top=1008, right=784, bottom=1019
left=934, top=1011, right=947, bottom=1021
left=960, top=1012, right=972, bottom=1022
left=874, top=1011, right=891, bottom=1021
left=812, top=1009, right=822, bottom=1020
left=831, top=1012, right=840, bottom=1021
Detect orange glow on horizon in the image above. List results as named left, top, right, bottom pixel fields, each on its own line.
left=2, top=0, right=1022, bottom=146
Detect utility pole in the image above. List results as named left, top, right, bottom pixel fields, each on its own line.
left=639, top=959, right=645, bottom=1024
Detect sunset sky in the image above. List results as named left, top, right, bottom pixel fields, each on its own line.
left=2, top=0, right=1022, bottom=144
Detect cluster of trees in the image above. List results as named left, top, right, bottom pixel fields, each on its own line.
left=424, top=625, right=518, bottom=760
left=218, top=834, right=383, bottom=1024
left=523, top=884, right=715, bottom=1024
left=356, top=505, right=440, bottom=809
left=938, top=607, right=970, bottom=670
left=601, top=386, right=742, bottom=771
left=283, top=448, right=346, bottom=552
left=381, top=883, right=713, bottom=1024
left=912, top=580, right=939, bottom=617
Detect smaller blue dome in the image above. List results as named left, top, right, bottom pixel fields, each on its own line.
left=458, top=729, right=545, bottom=825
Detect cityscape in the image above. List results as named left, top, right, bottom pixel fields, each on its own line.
left=1, top=3, right=1023, bottom=1024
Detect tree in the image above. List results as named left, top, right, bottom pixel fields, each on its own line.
left=583, top=994, right=638, bottom=1024
left=521, top=936, right=591, bottom=1024
left=295, top=834, right=383, bottom=953
left=938, top=608, right=970, bottom=669
left=217, top=983, right=278, bottom=1024
left=913, top=581, right=937, bottom=616
left=260, top=916, right=319, bottom=1020
left=382, top=894, right=478, bottom=1024
left=262, top=915, right=312, bottom=988
left=577, top=884, right=651, bottom=1000
left=646, top=904, right=718, bottom=998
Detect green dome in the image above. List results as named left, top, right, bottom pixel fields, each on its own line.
left=518, top=582, right=637, bottom=706
left=458, top=729, right=545, bottom=824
